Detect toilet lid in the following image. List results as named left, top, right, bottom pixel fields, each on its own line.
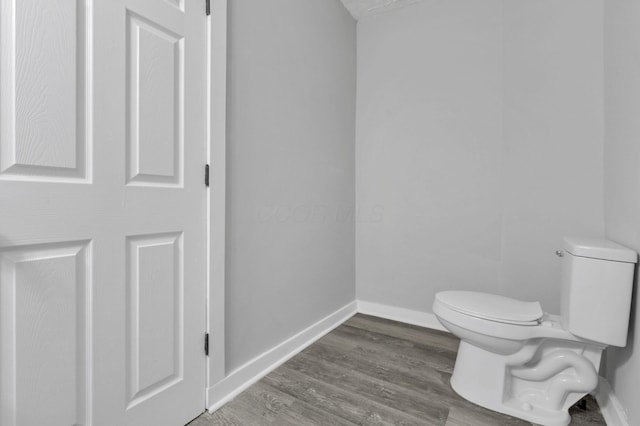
left=435, top=291, right=543, bottom=324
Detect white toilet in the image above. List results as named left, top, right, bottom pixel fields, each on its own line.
left=433, top=237, right=637, bottom=426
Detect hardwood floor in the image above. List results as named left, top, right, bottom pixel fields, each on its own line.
left=190, top=314, right=606, bottom=426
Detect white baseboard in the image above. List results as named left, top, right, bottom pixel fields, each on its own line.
left=206, top=301, right=358, bottom=411
left=356, top=300, right=448, bottom=332
left=595, top=377, right=629, bottom=426
left=207, top=299, right=447, bottom=413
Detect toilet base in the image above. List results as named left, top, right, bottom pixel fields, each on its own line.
left=450, top=341, right=599, bottom=426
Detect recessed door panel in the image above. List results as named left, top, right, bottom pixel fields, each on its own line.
left=0, top=0, right=89, bottom=181
left=127, top=233, right=183, bottom=408
left=126, top=12, right=183, bottom=187
left=0, top=242, right=91, bottom=426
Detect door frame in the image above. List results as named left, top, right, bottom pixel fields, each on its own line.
left=206, top=0, right=227, bottom=402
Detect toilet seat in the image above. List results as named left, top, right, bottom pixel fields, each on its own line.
left=435, top=291, right=543, bottom=325
left=434, top=297, right=582, bottom=344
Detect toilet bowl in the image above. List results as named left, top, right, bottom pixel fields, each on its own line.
left=433, top=238, right=637, bottom=426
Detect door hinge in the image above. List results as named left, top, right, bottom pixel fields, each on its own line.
left=206, top=0, right=211, bottom=16
left=205, top=333, right=209, bottom=356
left=205, top=164, right=210, bottom=187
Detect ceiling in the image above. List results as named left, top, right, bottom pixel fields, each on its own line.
left=340, top=0, right=425, bottom=20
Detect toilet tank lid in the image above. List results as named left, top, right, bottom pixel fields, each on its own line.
left=564, top=237, right=637, bottom=263
left=435, top=291, right=543, bottom=323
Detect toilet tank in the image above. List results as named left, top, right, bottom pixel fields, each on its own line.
left=560, top=237, right=637, bottom=347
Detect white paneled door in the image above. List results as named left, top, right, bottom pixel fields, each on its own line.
left=0, top=0, right=208, bottom=425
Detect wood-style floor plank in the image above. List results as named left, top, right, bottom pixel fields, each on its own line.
left=191, top=314, right=606, bottom=426
left=264, top=366, right=423, bottom=425
left=345, top=315, right=459, bottom=353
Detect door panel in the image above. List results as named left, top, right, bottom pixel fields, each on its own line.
left=1, top=0, right=90, bottom=182
left=0, top=0, right=207, bottom=425
left=126, top=232, right=184, bottom=409
left=126, top=11, right=183, bottom=187
left=1, top=242, right=91, bottom=426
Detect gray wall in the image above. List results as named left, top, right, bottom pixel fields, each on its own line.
left=356, top=0, right=604, bottom=314
left=500, top=0, right=605, bottom=306
left=604, top=0, right=640, bottom=423
left=226, top=0, right=356, bottom=372
left=356, top=0, right=505, bottom=309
